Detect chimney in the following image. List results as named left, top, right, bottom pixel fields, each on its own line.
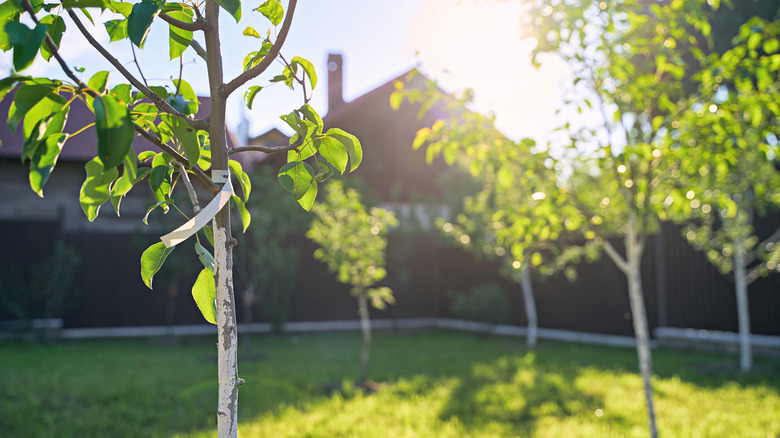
left=327, top=53, right=344, bottom=112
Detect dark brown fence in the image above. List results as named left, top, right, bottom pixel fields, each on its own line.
left=2, top=218, right=779, bottom=336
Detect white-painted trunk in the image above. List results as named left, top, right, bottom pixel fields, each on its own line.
left=734, top=251, right=752, bottom=373
left=204, top=1, right=241, bottom=435
left=626, top=260, right=657, bottom=438
left=601, top=214, right=657, bottom=438
left=520, top=264, right=538, bottom=349
left=358, top=291, right=372, bottom=382
left=214, top=213, right=240, bottom=437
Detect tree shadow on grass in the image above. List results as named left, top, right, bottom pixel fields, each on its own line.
left=436, top=348, right=606, bottom=437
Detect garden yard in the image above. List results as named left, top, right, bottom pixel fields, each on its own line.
left=1, top=329, right=778, bottom=437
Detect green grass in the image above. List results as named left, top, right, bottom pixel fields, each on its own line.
left=1, top=329, right=779, bottom=437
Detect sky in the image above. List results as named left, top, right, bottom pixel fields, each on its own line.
left=1, top=0, right=570, bottom=144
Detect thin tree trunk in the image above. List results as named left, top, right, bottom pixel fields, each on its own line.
left=626, top=260, right=657, bottom=438
left=734, top=248, right=752, bottom=373
left=204, top=1, right=241, bottom=436
left=358, top=290, right=372, bottom=382
left=519, top=263, right=538, bottom=349
left=602, top=214, right=657, bottom=438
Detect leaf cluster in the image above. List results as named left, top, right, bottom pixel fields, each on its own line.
left=306, top=181, right=398, bottom=309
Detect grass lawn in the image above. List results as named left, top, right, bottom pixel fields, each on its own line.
left=1, top=329, right=779, bottom=437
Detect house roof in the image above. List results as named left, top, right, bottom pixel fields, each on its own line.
left=0, top=92, right=238, bottom=163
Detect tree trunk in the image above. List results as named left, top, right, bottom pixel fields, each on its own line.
left=358, top=290, right=372, bottom=382
left=204, top=1, right=240, bottom=436
left=519, top=263, right=538, bottom=349
left=626, top=259, right=657, bottom=438
left=734, top=248, right=752, bottom=372
left=602, top=214, right=657, bottom=438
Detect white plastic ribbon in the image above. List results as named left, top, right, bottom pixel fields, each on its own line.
left=160, top=169, right=232, bottom=248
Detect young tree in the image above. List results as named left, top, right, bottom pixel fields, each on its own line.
left=673, top=18, right=780, bottom=372
left=396, top=88, right=598, bottom=348
left=306, top=181, right=397, bottom=383
left=1, top=0, right=361, bottom=435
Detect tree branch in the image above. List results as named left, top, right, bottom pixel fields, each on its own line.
left=744, top=265, right=762, bottom=286
left=21, top=0, right=94, bottom=94
left=159, top=12, right=208, bottom=32
left=189, top=39, right=207, bottom=60
left=600, top=238, right=632, bottom=274
left=228, top=142, right=299, bottom=155
left=176, top=162, right=201, bottom=213
left=133, top=123, right=217, bottom=192
left=66, top=9, right=209, bottom=130
left=220, top=0, right=297, bottom=97
left=744, top=225, right=780, bottom=266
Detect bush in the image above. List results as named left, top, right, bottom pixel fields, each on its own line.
left=449, top=283, right=510, bottom=330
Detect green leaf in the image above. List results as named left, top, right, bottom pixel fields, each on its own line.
left=5, top=21, right=46, bottom=71
left=169, top=79, right=198, bottom=115
left=256, top=0, right=282, bottom=25
left=94, top=95, right=135, bottom=170
left=195, top=240, right=214, bottom=272
left=60, top=0, right=111, bottom=8
left=167, top=6, right=193, bottom=59
left=104, top=19, right=128, bottom=41
left=315, top=136, right=348, bottom=174
left=149, top=165, right=172, bottom=204
left=325, top=128, right=362, bottom=172
left=244, top=85, right=262, bottom=109
left=216, top=0, right=240, bottom=22
left=39, top=15, right=65, bottom=62
left=0, top=1, right=22, bottom=53
left=29, top=132, right=68, bottom=197
left=128, top=0, right=162, bottom=48
left=142, top=199, right=174, bottom=224
left=88, top=70, right=110, bottom=94
left=299, top=103, right=322, bottom=134
left=291, top=56, right=317, bottom=90
left=160, top=114, right=198, bottom=168
left=7, top=83, right=56, bottom=134
left=763, top=38, right=779, bottom=55
left=191, top=268, right=217, bottom=324
left=202, top=225, right=214, bottom=247
left=278, top=161, right=314, bottom=200
left=0, top=76, right=28, bottom=105
left=110, top=83, right=132, bottom=104
left=112, top=150, right=146, bottom=198
left=296, top=179, right=317, bottom=211
left=228, top=159, right=251, bottom=201
left=243, top=26, right=260, bottom=38
left=232, top=194, right=251, bottom=232
left=138, top=150, right=156, bottom=162
left=21, top=108, right=68, bottom=161
left=79, top=157, right=119, bottom=221
left=147, top=85, right=168, bottom=100
left=140, top=241, right=175, bottom=289
left=389, top=91, right=403, bottom=110
left=108, top=0, right=132, bottom=16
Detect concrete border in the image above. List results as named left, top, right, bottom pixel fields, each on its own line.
left=58, top=318, right=641, bottom=349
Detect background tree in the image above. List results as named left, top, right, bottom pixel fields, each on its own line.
left=1, top=0, right=361, bottom=435
left=306, top=181, right=397, bottom=383
left=520, top=2, right=737, bottom=436
left=394, top=85, right=599, bottom=349
left=673, top=17, right=780, bottom=372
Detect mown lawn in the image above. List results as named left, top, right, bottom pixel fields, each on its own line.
left=1, top=329, right=778, bottom=437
